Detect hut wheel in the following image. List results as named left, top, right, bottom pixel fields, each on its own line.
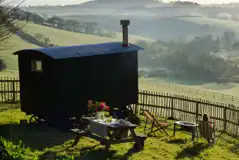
left=126, top=105, right=134, bottom=116
left=126, top=105, right=133, bottom=113
left=29, top=115, right=40, bottom=123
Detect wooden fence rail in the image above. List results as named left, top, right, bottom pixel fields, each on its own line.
left=0, top=77, right=20, bottom=103
left=0, top=77, right=238, bottom=136
left=131, top=90, right=239, bottom=137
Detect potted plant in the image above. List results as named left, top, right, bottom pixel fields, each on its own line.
left=88, top=100, right=110, bottom=119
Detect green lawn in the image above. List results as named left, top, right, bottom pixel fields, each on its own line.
left=0, top=104, right=238, bottom=160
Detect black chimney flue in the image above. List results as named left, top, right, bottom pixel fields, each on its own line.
left=120, top=20, right=130, bottom=47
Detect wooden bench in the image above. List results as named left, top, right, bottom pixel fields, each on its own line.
left=70, top=126, right=147, bottom=151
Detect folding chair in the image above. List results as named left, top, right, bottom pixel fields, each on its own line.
left=142, top=109, right=170, bottom=136
left=198, top=121, right=216, bottom=145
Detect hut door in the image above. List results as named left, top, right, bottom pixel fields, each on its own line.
left=30, top=60, right=44, bottom=100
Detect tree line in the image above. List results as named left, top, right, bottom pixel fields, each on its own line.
left=11, top=9, right=116, bottom=38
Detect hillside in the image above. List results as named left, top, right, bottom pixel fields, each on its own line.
left=61, top=15, right=229, bottom=41
left=21, top=2, right=239, bottom=41
left=21, top=22, right=153, bottom=46
left=179, top=17, right=239, bottom=34
left=0, top=35, right=38, bottom=75
left=0, top=22, right=151, bottom=74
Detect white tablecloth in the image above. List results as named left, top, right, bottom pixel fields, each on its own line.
left=89, top=119, right=117, bottom=137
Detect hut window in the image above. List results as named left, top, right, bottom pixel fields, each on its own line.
left=31, top=60, right=42, bottom=72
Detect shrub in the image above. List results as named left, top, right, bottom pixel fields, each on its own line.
left=0, top=59, right=7, bottom=71
left=0, top=137, right=27, bottom=160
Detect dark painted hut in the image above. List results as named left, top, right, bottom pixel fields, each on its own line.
left=13, top=20, right=143, bottom=121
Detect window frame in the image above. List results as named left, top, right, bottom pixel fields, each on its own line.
left=31, top=60, right=43, bottom=72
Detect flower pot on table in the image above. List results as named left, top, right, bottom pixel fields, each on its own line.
left=95, top=112, right=104, bottom=119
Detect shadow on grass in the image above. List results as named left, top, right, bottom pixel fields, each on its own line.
left=77, top=147, right=140, bottom=160
left=230, top=144, right=239, bottom=155
left=175, top=143, right=209, bottom=159
left=0, top=123, right=75, bottom=150
left=78, top=148, right=117, bottom=160
left=168, top=138, right=187, bottom=144
left=216, top=133, right=239, bottom=155
left=0, top=103, right=20, bottom=112
left=37, top=144, right=140, bottom=160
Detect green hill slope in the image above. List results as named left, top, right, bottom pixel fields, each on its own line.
left=0, top=22, right=151, bottom=75
left=21, top=22, right=153, bottom=46
left=0, top=35, right=38, bottom=75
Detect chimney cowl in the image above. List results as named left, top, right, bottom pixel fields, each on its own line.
left=120, top=20, right=130, bottom=26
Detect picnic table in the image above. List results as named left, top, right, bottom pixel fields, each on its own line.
left=71, top=117, right=147, bottom=151
left=173, top=121, right=199, bottom=141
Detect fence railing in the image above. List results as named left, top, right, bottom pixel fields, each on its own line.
left=139, top=79, right=239, bottom=105
left=131, top=90, right=239, bottom=137
left=0, top=77, right=20, bottom=103
left=0, top=77, right=238, bottom=136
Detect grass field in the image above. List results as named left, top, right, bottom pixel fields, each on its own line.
left=0, top=21, right=152, bottom=76
left=139, top=77, right=239, bottom=96
left=0, top=104, right=238, bottom=160
left=0, top=22, right=156, bottom=89
left=0, top=34, right=38, bottom=76
left=21, top=22, right=153, bottom=46
left=138, top=78, right=239, bottom=105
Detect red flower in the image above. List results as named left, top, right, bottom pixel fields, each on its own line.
left=88, top=105, right=91, bottom=108
left=106, top=106, right=110, bottom=111
left=100, top=103, right=105, bottom=109
left=88, top=100, right=93, bottom=104
left=100, top=102, right=106, bottom=105
left=95, top=108, right=99, bottom=112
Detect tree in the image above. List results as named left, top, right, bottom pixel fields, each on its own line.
left=34, top=33, right=44, bottom=41
left=0, top=0, right=26, bottom=43
left=84, top=22, right=98, bottom=34
left=221, top=31, right=238, bottom=50
left=47, top=16, right=65, bottom=28
left=32, top=14, right=44, bottom=24
left=0, top=57, right=6, bottom=71
left=43, top=37, right=50, bottom=44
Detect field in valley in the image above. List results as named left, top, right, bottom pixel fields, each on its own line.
left=139, top=78, right=239, bottom=105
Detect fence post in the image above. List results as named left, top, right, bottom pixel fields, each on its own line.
left=12, top=80, right=15, bottom=103
left=223, top=106, right=227, bottom=132
left=196, top=102, right=199, bottom=122
left=170, top=98, right=174, bottom=118
left=135, top=103, right=138, bottom=114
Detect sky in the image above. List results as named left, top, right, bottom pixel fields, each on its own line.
left=19, top=0, right=239, bottom=6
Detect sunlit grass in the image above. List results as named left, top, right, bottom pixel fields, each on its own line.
left=0, top=105, right=238, bottom=160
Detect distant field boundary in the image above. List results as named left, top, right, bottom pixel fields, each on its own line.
left=0, top=77, right=239, bottom=106
left=139, top=79, right=239, bottom=105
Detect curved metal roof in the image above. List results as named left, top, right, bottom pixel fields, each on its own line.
left=13, top=42, right=143, bottom=59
